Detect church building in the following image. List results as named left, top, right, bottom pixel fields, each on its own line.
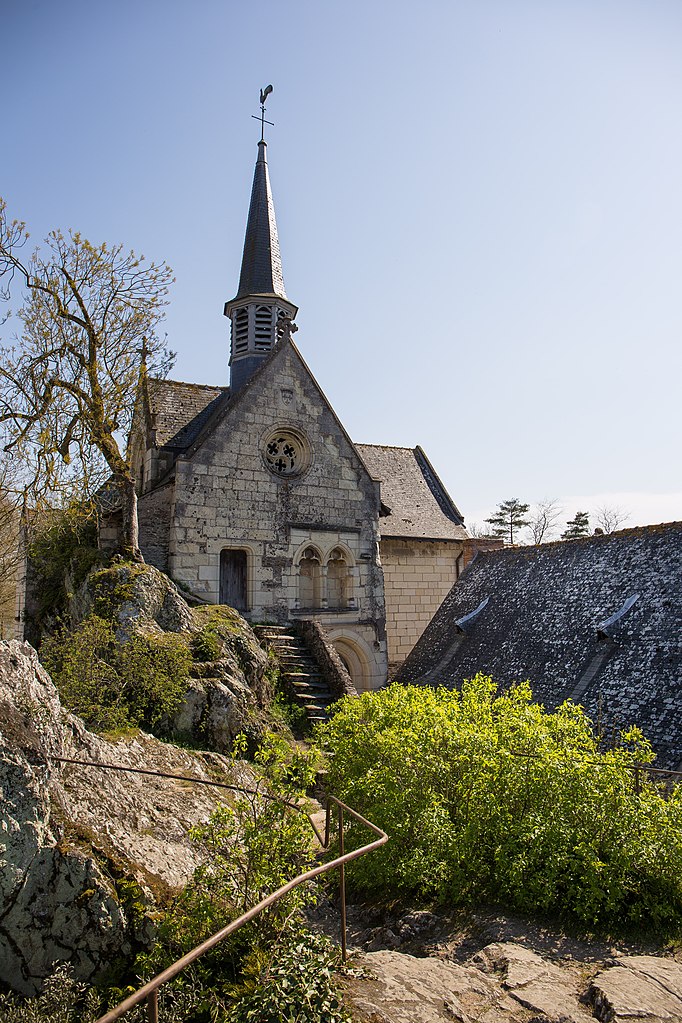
left=123, top=130, right=472, bottom=690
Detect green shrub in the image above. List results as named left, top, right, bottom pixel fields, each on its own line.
left=42, top=614, right=190, bottom=732
left=190, top=625, right=223, bottom=662
left=0, top=966, right=101, bottom=1023
left=228, top=926, right=349, bottom=1023
left=27, top=501, right=102, bottom=632
left=149, top=734, right=320, bottom=970
left=317, top=676, right=682, bottom=932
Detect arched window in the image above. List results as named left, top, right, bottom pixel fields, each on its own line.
left=299, top=546, right=321, bottom=609
left=326, top=547, right=350, bottom=609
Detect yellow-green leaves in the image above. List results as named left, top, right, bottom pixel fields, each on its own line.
left=317, top=677, right=682, bottom=933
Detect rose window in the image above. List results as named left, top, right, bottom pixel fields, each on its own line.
left=263, top=429, right=310, bottom=478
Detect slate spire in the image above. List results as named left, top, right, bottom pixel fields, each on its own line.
left=236, top=140, right=287, bottom=300
left=224, top=133, right=298, bottom=393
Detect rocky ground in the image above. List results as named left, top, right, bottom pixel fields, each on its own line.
left=316, top=903, right=682, bottom=1022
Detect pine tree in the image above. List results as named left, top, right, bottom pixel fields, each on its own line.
left=562, top=511, right=590, bottom=539
left=485, top=498, right=530, bottom=545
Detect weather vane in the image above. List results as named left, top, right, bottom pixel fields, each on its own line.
left=252, top=84, right=274, bottom=142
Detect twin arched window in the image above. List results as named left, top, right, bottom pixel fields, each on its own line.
left=298, top=546, right=352, bottom=610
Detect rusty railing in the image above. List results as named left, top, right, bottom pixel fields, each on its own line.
left=46, top=757, right=386, bottom=1023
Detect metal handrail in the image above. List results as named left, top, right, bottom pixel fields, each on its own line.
left=45, top=757, right=387, bottom=1023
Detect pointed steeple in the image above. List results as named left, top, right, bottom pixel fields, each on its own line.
left=236, top=140, right=287, bottom=300
left=224, top=132, right=297, bottom=393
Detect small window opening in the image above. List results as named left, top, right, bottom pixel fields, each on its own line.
left=327, top=547, right=350, bottom=609
left=299, top=547, right=321, bottom=608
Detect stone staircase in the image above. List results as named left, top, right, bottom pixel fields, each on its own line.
left=255, top=624, right=336, bottom=726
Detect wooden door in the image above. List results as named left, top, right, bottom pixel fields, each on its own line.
left=220, top=549, right=247, bottom=609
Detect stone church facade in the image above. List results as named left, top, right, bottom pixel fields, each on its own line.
left=121, top=135, right=472, bottom=689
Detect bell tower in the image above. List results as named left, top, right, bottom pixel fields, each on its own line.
left=224, top=87, right=297, bottom=393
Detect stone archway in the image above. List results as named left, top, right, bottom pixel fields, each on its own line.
left=330, top=635, right=373, bottom=693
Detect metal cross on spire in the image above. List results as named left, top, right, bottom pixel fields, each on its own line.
left=252, top=84, right=274, bottom=141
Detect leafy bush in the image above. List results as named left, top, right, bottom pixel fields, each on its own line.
left=148, top=735, right=321, bottom=969
left=0, top=965, right=101, bottom=1023
left=317, top=676, right=682, bottom=931
left=190, top=625, right=223, bottom=662
left=42, top=614, right=190, bottom=732
left=26, top=501, right=102, bottom=633
left=0, top=963, right=203, bottom=1023
left=228, top=926, right=349, bottom=1023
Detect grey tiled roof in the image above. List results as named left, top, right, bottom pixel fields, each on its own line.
left=398, top=523, right=682, bottom=765
left=356, top=444, right=468, bottom=540
left=147, top=378, right=228, bottom=449
left=235, top=140, right=287, bottom=300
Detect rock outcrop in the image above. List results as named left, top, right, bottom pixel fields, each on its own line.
left=337, top=909, right=682, bottom=1023
left=0, top=639, right=253, bottom=995
left=68, top=562, right=270, bottom=751
left=345, top=945, right=682, bottom=1022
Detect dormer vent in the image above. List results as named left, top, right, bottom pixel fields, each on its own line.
left=455, top=596, right=490, bottom=634
left=597, top=594, right=640, bottom=640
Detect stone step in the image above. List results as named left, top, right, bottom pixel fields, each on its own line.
left=290, top=675, right=329, bottom=691
left=256, top=623, right=334, bottom=727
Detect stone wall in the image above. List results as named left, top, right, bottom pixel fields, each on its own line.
left=295, top=619, right=357, bottom=699
left=381, top=538, right=465, bottom=673
left=166, top=342, right=388, bottom=690
left=138, top=483, right=173, bottom=571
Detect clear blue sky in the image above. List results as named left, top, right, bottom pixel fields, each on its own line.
left=5, top=0, right=681, bottom=533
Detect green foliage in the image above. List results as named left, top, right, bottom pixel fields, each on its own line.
left=148, top=734, right=320, bottom=971
left=27, top=501, right=102, bottom=629
left=317, top=677, right=682, bottom=932
left=0, top=964, right=203, bottom=1023
left=562, top=510, right=590, bottom=539
left=227, top=926, right=350, bottom=1023
left=190, top=625, right=223, bottom=661
left=0, top=965, right=101, bottom=1023
left=41, top=614, right=190, bottom=732
left=485, top=498, right=530, bottom=544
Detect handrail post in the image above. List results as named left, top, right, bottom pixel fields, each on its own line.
left=324, top=799, right=332, bottom=850
left=146, top=991, right=158, bottom=1023
left=338, top=803, right=347, bottom=962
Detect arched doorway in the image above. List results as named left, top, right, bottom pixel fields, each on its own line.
left=330, top=635, right=372, bottom=693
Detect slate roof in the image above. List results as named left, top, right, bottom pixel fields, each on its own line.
left=234, top=140, right=287, bottom=300
left=147, top=378, right=228, bottom=449
left=356, top=444, right=468, bottom=541
left=397, top=523, right=682, bottom=765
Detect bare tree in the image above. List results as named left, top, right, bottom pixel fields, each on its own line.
left=0, top=452, right=24, bottom=638
left=0, top=199, right=174, bottom=559
left=466, top=520, right=497, bottom=539
left=595, top=504, right=630, bottom=534
left=526, top=498, right=562, bottom=545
